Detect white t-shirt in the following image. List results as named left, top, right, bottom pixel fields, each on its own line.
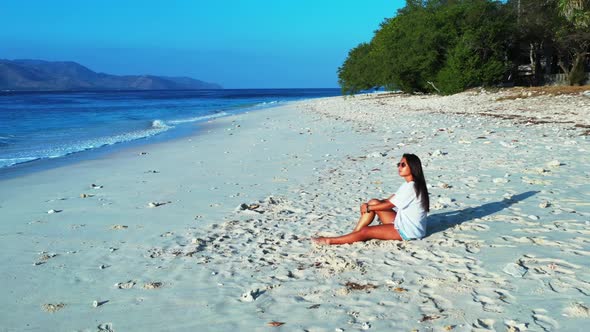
left=389, top=181, right=427, bottom=239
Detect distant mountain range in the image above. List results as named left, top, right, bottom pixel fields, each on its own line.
left=0, top=59, right=222, bottom=91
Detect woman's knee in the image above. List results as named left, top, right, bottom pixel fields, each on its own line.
left=368, top=198, right=381, bottom=205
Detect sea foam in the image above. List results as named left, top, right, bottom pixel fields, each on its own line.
left=168, top=112, right=228, bottom=125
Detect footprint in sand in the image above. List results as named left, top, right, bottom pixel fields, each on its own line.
left=504, top=319, right=529, bottom=331
left=419, top=286, right=453, bottom=313
left=494, top=289, right=515, bottom=304
left=555, top=276, right=590, bottom=296
left=563, top=302, right=590, bottom=317
left=472, top=318, right=495, bottom=330
left=519, top=256, right=581, bottom=276
left=472, top=291, right=504, bottom=313
left=532, top=309, right=559, bottom=331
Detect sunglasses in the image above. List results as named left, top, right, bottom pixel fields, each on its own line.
left=397, top=162, right=406, bottom=168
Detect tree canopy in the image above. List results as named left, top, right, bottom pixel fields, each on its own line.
left=338, top=0, right=590, bottom=94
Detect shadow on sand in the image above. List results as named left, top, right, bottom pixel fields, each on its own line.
left=427, top=191, right=539, bottom=236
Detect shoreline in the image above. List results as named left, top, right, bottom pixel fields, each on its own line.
left=0, top=99, right=304, bottom=181
left=0, top=88, right=342, bottom=177
left=1, top=90, right=589, bottom=330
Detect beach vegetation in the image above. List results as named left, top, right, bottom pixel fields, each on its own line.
left=506, top=0, right=561, bottom=86
left=555, top=0, right=590, bottom=85
left=337, top=43, right=379, bottom=94
left=435, top=0, right=512, bottom=94
left=338, top=0, right=590, bottom=94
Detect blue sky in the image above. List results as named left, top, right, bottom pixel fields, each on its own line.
left=1, top=0, right=405, bottom=88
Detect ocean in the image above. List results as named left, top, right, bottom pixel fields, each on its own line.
left=0, top=89, right=340, bottom=173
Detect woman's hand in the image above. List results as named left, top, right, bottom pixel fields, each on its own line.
left=361, top=203, right=368, bottom=214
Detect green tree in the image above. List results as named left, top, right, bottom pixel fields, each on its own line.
left=367, top=17, right=400, bottom=90
left=558, top=0, right=590, bottom=27
left=435, top=0, right=512, bottom=93
left=338, top=0, right=514, bottom=94
left=373, top=1, right=453, bottom=93
left=555, top=0, right=590, bottom=85
left=337, top=43, right=378, bottom=94
left=506, top=0, right=561, bottom=84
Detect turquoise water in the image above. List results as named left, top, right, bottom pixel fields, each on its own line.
left=0, top=89, right=340, bottom=171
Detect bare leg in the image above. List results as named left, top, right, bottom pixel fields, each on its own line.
left=314, top=224, right=402, bottom=245
left=353, top=199, right=396, bottom=231
left=375, top=210, right=396, bottom=225
left=353, top=209, right=376, bottom=232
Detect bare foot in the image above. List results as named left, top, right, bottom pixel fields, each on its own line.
left=312, top=237, right=330, bottom=245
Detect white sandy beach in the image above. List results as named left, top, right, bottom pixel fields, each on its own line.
left=1, top=89, right=589, bottom=331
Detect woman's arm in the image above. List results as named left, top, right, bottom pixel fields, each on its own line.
left=363, top=199, right=394, bottom=213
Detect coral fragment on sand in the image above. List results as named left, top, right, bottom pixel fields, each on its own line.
left=42, top=303, right=65, bottom=313
left=115, top=280, right=136, bottom=289
left=345, top=282, right=378, bottom=291
left=143, top=282, right=163, bottom=289
left=420, top=314, right=441, bottom=322
left=111, top=224, right=128, bottom=230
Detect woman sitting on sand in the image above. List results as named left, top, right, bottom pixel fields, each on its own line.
left=314, top=153, right=429, bottom=245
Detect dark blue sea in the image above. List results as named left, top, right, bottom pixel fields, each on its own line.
left=0, top=89, right=340, bottom=172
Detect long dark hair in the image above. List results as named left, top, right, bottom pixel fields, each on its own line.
left=403, top=153, right=429, bottom=212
